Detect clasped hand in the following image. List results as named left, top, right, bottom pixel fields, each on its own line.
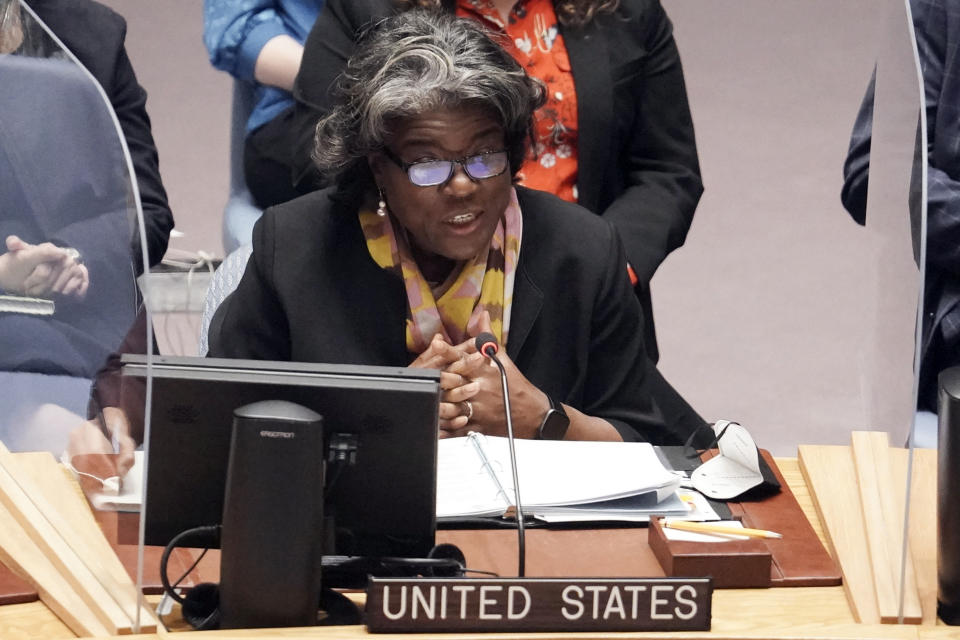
left=409, top=314, right=548, bottom=440
left=0, top=235, right=89, bottom=299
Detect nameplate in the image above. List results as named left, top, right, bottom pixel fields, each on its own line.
left=365, top=577, right=712, bottom=633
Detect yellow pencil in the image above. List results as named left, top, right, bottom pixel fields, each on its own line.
left=663, top=519, right=783, bottom=539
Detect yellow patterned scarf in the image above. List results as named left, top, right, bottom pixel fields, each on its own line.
left=360, top=187, right=522, bottom=356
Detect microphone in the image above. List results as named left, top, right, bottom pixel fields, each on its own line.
left=475, top=332, right=499, bottom=358
left=473, top=333, right=526, bottom=577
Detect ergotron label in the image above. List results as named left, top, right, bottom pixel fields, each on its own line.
left=259, top=430, right=296, bottom=439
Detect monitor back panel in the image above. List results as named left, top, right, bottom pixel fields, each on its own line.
left=126, top=357, right=439, bottom=559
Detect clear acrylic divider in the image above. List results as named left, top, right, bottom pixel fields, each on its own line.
left=662, top=0, right=933, bottom=626
left=0, top=0, right=154, bottom=633
left=837, top=0, right=929, bottom=625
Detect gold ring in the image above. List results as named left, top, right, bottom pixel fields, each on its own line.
left=463, top=401, right=474, bottom=421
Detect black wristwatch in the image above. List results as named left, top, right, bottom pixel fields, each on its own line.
left=537, top=396, right=570, bottom=440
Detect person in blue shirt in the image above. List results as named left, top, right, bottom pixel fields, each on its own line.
left=203, top=0, right=323, bottom=209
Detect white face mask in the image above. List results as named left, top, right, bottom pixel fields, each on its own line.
left=691, top=420, right=766, bottom=500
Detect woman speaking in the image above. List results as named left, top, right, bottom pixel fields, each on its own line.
left=208, top=10, right=676, bottom=444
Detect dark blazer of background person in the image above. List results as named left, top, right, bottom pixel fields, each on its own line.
left=28, top=0, right=173, bottom=269
left=0, top=0, right=168, bottom=377
left=841, top=0, right=960, bottom=411
left=208, top=185, right=684, bottom=444
left=0, top=52, right=136, bottom=377
left=287, top=0, right=703, bottom=361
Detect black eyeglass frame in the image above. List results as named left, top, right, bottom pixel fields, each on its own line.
left=381, top=147, right=510, bottom=187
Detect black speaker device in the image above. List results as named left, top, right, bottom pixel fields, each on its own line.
left=218, top=400, right=325, bottom=629
left=938, top=367, right=960, bottom=625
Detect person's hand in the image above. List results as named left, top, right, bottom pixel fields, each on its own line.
left=409, top=333, right=468, bottom=370
left=0, top=3, right=25, bottom=54
left=0, top=235, right=89, bottom=298
left=66, top=406, right=137, bottom=479
left=410, top=333, right=485, bottom=433
left=440, top=347, right=548, bottom=440
left=0, top=235, right=65, bottom=292
left=14, top=236, right=90, bottom=299
left=438, top=312, right=549, bottom=440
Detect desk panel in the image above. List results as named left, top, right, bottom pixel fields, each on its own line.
left=0, top=457, right=945, bottom=639
left=438, top=528, right=664, bottom=579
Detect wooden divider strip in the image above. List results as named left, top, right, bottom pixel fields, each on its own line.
left=798, top=443, right=879, bottom=623
left=19, top=453, right=157, bottom=633
left=15, top=452, right=159, bottom=634
left=850, top=431, right=922, bottom=624
left=0, top=453, right=128, bottom=633
left=893, top=447, right=938, bottom=624
left=0, top=498, right=111, bottom=636
left=0, top=443, right=152, bottom=634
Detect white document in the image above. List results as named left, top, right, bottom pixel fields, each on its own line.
left=436, top=433, right=682, bottom=521
left=532, top=489, right=720, bottom=524
left=85, top=439, right=689, bottom=524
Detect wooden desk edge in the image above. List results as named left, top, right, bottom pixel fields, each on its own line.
left=2, top=456, right=949, bottom=639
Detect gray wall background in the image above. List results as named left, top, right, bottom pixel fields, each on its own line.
left=97, top=0, right=920, bottom=455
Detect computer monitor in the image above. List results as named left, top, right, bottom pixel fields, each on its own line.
left=121, top=355, right=440, bottom=560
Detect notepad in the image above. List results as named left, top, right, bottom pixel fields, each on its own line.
left=436, top=433, right=683, bottom=521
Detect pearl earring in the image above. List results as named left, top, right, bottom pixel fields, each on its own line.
left=377, top=189, right=388, bottom=217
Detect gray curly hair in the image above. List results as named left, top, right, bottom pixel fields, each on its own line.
left=312, top=9, right=545, bottom=187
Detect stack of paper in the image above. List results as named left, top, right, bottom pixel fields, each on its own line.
left=437, top=434, right=691, bottom=522
left=92, top=438, right=713, bottom=524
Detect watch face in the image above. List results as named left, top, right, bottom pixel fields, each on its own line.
left=539, top=408, right=570, bottom=440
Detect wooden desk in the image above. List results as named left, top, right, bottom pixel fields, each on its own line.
left=0, top=458, right=951, bottom=639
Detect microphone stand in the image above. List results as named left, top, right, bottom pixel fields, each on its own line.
left=476, top=334, right=526, bottom=577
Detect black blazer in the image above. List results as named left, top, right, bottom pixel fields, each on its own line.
left=27, top=0, right=173, bottom=269
left=0, top=9, right=146, bottom=376
left=289, top=0, right=701, bottom=287
left=208, top=186, right=674, bottom=443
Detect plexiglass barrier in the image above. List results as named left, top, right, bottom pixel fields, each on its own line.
left=0, top=0, right=155, bottom=633
left=852, top=0, right=928, bottom=624
left=656, top=0, right=932, bottom=626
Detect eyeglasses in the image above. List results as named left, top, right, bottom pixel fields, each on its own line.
left=382, top=147, right=509, bottom=187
